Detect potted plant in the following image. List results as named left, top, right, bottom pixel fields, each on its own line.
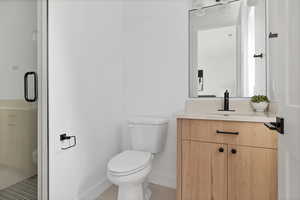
left=251, top=95, right=270, bottom=112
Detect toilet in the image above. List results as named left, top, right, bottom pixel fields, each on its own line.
left=107, top=117, right=168, bottom=200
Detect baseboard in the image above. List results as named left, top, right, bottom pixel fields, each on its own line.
left=148, top=173, right=176, bottom=189
left=78, top=178, right=111, bottom=200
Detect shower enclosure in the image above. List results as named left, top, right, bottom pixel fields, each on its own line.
left=0, top=0, right=40, bottom=199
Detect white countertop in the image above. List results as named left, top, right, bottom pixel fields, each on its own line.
left=177, top=112, right=276, bottom=123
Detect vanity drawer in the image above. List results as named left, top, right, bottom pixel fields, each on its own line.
left=181, top=119, right=277, bottom=149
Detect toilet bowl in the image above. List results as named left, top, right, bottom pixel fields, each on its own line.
left=107, top=151, right=153, bottom=200
left=107, top=117, right=168, bottom=200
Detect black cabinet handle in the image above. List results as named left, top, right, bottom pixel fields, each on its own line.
left=24, top=71, right=38, bottom=102
left=231, top=149, right=237, bottom=154
left=218, top=147, right=224, bottom=153
left=216, top=130, right=239, bottom=135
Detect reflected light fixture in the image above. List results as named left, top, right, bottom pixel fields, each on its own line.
left=196, top=8, right=206, bottom=17
left=217, top=0, right=231, bottom=11
left=192, top=0, right=206, bottom=17
left=216, top=0, right=230, bottom=4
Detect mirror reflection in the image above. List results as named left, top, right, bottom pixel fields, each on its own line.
left=189, top=0, right=267, bottom=98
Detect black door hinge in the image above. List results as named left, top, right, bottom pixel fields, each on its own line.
left=264, top=117, right=284, bottom=134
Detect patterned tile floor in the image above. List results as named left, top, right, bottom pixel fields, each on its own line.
left=0, top=176, right=37, bottom=200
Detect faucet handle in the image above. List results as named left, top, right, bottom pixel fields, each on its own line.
left=224, top=89, right=229, bottom=97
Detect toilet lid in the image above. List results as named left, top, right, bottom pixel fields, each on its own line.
left=108, top=151, right=152, bottom=175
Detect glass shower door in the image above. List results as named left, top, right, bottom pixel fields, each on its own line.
left=0, top=0, right=38, bottom=199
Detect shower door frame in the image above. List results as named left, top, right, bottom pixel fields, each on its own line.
left=37, top=0, right=49, bottom=199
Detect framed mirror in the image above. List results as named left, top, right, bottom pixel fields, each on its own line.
left=189, top=0, right=267, bottom=98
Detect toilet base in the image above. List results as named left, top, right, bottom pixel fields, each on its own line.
left=144, top=187, right=152, bottom=200
left=143, top=180, right=152, bottom=200
left=117, top=182, right=152, bottom=200
left=118, top=184, right=142, bottom=200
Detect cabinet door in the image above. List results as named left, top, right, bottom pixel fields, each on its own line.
left=182, top=141, right=227, bottom=200
left=228, top=145, right=277, bottom=200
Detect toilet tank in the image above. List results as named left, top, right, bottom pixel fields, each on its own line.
left=128, top=117, right=168, bottom=154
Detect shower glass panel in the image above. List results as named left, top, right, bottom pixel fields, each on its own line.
left=0, top=0, right=38, bottom=199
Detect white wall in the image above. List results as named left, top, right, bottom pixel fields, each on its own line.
left=0, top=0, right=37, bottom=100
left=48, top=1, right=124, bottom=199
left=122, top=1, right=188, bottom=188
left=49, top=1, right=188, bottom=199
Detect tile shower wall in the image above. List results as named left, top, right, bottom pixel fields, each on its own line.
left=0, top=100, right=37, bottom=190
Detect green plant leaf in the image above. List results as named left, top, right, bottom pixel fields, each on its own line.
left=251, top=95, right=269, bottom=103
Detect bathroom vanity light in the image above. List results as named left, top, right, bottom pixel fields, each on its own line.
left=192, top=0, right=239, bottom=16
left=216, top=0, right=230, bottom=4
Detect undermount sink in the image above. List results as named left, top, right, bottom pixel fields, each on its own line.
left=206, top=111, right=274, bottom=119
left=208, top=111, right=259, bottom=117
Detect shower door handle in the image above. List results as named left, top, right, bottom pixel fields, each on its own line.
left=24, top=71, right=38, bottom=102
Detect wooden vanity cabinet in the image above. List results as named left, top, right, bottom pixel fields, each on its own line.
left=181, top=141, right=228, bottom=200
left=228, top=145, right=277, bottom=200
left=177, top=119, right=278, bottom=200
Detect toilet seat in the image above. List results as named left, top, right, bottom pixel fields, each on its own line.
left=108, top=150, right=152, bottom=176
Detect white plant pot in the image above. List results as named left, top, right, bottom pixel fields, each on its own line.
left=251, top=102, right=269, bottom=112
